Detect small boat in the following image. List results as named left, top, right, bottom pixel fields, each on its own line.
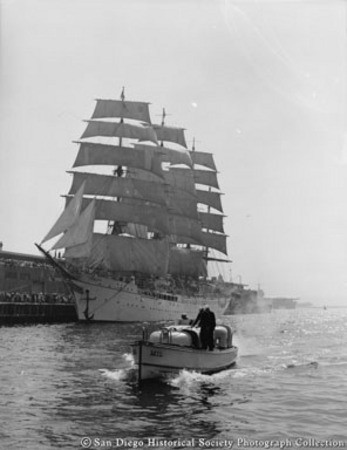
left=132, top=324, right=238, bottom=381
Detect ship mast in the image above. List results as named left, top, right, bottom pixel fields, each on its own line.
left=108, top=87, right=126, bottom=235
left=192, top=137, right=209, bottom=276
left=159, top=107, right=171, bottom=146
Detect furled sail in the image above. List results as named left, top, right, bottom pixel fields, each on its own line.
left=92, top=99, right=151, bottom=123
left=41, top=181, right=86, bottom=244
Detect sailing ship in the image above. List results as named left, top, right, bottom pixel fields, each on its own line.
left=38, top=89, right=235, bottom=322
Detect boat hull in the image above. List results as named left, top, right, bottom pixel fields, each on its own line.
left=133, top=341, right=238, bottom=380
left=70, top=275, right=230, bottom=322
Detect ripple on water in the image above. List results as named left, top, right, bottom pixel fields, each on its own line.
left=1, top=309, right=347, bottom=448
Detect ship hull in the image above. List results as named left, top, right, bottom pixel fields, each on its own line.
left=70, top=275, right=230, bottom=322
left=132, top=340, right=238, bottom=380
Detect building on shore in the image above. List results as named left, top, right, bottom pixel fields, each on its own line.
left=0, top=248, right=70, bottom=294
left=224, top=283, right=298, bottom=314
left=224, top=284, right=271, bottom=314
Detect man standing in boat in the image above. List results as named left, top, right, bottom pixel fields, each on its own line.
left=192, top=306, right=216, bottom=350
left=191, top=308, right=204, bottom=327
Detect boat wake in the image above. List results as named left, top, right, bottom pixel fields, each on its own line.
left=99, top=353, right=136, bottom=382
left=100, top=368, right=132, bottom=382
left=166, top=366, right=239, bottom=390
left=122, top=352, right=136, bottom=366
left=168, top=370, right=213, bottom=389
left=284, top=361, right=319, bottom=370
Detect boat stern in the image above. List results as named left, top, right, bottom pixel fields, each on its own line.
left=132, top=337, right=238, bottom=382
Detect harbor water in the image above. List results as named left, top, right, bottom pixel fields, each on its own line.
left=1, top=308, right=346, bottom=449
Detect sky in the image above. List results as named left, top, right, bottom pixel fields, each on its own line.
left=0, top=0, right=346, bottom=305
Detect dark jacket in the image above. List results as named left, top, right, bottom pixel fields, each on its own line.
left=191, top=308, right=204, bottom=327
left=200, top=309, right=216, bottom=330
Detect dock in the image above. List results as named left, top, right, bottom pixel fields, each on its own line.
left=0, top=247, right=77, bottom=325
left=0, top=300, right=77, bottom=325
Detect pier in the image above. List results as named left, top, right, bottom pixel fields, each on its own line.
left=0, top=248, right=77, bottom=325
left=0, top=300, right=77, bottom=325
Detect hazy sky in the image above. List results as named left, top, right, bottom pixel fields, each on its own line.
left=0, top=0, right=346, bottom=305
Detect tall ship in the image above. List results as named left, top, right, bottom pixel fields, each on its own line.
left=38, top=89, right=234, bottom=322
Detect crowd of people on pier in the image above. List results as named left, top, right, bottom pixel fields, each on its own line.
left=0, top=256, right=53, bottom=270
left=0, top=291, right=74, bottom=304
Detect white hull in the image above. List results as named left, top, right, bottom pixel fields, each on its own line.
left=70, top=275, right=230, bottom=322
left=133, top=341, right=238, bottom=380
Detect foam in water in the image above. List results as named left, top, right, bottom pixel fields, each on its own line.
left=285, top=361, right=319, bottom=370
left=168, top=369, right=212, bottom=388
left=99, top=352, right=136, bottom=382
left=100, top=368, right=129, bottom=382
left=123, top=352, right=135, bottom=366
left=167, top=366, right=243, bottom=390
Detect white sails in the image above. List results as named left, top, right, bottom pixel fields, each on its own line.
left=53, top=199, right=96, bottom=251
left=65, top=233, right=170, bottom=276
left=168, top=247, right=207, bottom=277
left=41, top=181, right=86, bottom=244
left=91, top=99, right=152, bottom=123
left=68, top=172, right=167, bottom=206
left=42, top=92, right=228, bottom=277
left=73, top=142, right=164, bottom=178
left=81, top=120, right=159, bottom=145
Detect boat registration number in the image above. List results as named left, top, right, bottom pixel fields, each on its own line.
left=150, top=349, right=163, bottom=357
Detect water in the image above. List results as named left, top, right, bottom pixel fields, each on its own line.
left=1, top=309, right=346, bottom=449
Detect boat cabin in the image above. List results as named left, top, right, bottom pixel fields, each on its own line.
left=147, top=325, right=234, bottom=350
